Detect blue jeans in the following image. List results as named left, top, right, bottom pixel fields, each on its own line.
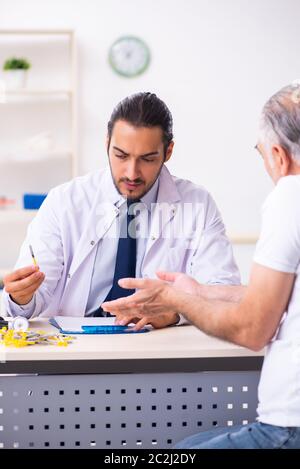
left=174, top=422, right=300, bottom=449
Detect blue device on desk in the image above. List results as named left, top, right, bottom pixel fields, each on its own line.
left=81, top=325, right=149, bottom=334
left=49, top=318, right=149, bottom=334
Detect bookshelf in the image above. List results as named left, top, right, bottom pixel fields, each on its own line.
left=0, top=29, right=77, bottom=271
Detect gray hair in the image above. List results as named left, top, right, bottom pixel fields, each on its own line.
left=259, top=83, right=300, bottom=164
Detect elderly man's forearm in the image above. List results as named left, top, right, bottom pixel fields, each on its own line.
left=170, top=291, right=259, bottom=349
left=197, top=284, right=246, bottom=303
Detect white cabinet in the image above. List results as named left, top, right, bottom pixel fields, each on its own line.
left=0, top=30, right=77, bottom=270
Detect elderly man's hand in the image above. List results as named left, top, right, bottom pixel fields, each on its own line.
left=101, top=271, right=200, bottom=319
left=158, top=271, right=200, bottom=296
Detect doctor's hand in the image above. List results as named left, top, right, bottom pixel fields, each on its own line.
left=101, top=271, right=200, bottom=319
left=113, top=311, right=180, bottom=331
left=3, top=265, right=45, bottom=306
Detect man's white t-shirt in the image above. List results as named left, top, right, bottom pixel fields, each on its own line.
left=254, top=175, right=300, bottom=426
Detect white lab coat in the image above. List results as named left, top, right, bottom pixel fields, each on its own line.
left=3, top=166, right=240, bottom=317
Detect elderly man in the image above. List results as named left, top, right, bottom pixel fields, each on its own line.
left=102, top=84, right=300, bottom=448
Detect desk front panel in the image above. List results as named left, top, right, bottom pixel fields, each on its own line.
left=0, top=370, right=260, bottom=449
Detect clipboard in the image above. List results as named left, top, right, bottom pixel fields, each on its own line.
left=49, top=317, right=149, bottom=334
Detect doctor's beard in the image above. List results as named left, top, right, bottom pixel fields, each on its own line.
left=109, top=161, right=164, bottom=201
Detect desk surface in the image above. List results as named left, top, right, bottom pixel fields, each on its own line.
left=0, top=318, right=264, bottom=374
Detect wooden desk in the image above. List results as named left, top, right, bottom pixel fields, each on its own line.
left=0, top=318, right=264, bottom=449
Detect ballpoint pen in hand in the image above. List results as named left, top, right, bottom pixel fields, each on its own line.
left=29, top=245, right=38, bottom=267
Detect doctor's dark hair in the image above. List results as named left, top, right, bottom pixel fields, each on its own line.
left=107, top=92, right=174, bottom=158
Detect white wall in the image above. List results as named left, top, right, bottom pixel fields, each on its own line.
left=1, top=0, right=300, bottom=278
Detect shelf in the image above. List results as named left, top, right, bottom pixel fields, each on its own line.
left=0, top=28, right=77, bottom=270
left=0, top=30, right=74, bottom=36
left=0, top=151, right=72, bottom=164
left=4, top=90, right=72, bottom=95
left=1, top=90, right=73, bottom=103
left=0, top=209, right=37, bottom=224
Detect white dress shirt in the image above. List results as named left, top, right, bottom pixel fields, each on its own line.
left=85, top=179, right=159, bottom=315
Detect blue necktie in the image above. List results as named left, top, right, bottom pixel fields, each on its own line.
left=92, top=199, right=138, bottom=316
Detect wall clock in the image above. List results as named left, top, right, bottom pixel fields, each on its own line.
left=109, top=36, right=151, bottom=78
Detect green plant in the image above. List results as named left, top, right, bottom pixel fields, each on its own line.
left=3, top=57, right=31, bottom=71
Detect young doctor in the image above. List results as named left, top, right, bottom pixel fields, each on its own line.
left=3, top=92, right=239, bottom=326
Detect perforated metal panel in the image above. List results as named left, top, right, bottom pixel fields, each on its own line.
left=0, top=371, right=260, bottom=449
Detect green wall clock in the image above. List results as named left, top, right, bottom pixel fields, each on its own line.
left=108, top=36, right=151, bottom=78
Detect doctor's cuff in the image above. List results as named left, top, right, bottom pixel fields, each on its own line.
left=8, top=294, right=36, bottom=318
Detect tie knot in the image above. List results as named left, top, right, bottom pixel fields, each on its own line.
left=127, top=198, right=141, bottom=217
left=127, top=198, right=140, bottom=207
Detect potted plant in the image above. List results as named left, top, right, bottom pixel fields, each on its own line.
left=3, top=57, right=31, bottom=90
